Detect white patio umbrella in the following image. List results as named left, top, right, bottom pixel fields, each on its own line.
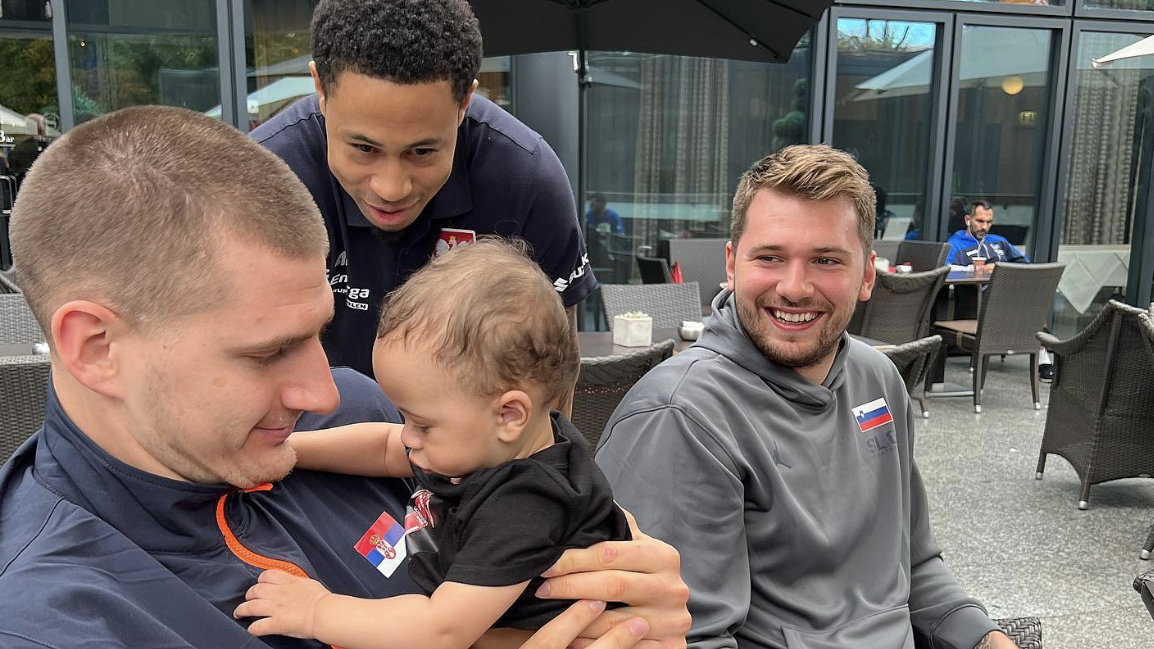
left=0, top=104, right=43, bottom=137
left=205, top=76, right=316, bottom=119
left=1092, top=34, right=1154, bottom=69
left=849, top=28, right=1052, bottom=102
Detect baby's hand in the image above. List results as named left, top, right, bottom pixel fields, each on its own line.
left=234, top=569, right=332, bottom=639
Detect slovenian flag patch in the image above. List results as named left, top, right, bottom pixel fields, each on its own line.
left=354, top=511, right=408, bottom=578
left=852, top=397, right=894, bottom=432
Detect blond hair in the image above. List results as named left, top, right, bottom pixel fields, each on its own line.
left=11, top=106, right=328, bottom=334
left=731, top=145, right=875, bottom=255
left=377, top=238, right=578, bottom=408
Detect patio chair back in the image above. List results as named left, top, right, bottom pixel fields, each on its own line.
left=872, top=240, right=900, bottom=266
left=0, top=354, right=49, bottom=463
left=851, top=266, right=949, bottom=343
left=572, top=338, right=675, bottom=448
left=1036, top=300, right=1154, bottom=511
left=932, top=262, right=1065, bottom=412
left=0, top=293, right=43, bottom=344
left=666, top=237, right=728, bottom=309
left=600, top=282, right=701, bottom=330
left=896, top=240, right=950, bottom=271
left=635, top=255, right=673, bottom=284
left=880, top=334, right=941, bottom=419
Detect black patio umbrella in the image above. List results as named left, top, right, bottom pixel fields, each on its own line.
left=469, top=0, right=831, bottom=65
left=467, top=0, right=834, bottom=220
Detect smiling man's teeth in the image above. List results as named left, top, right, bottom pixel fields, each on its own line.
left=774, top=310, right=817, bottom=323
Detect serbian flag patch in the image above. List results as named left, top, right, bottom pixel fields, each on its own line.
left=852, top=398, right=894, bottom=432
left=354, top=511, right=408, bottom=578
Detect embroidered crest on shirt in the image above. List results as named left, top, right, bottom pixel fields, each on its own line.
left=434, top=228, right=477, bottom=258
left=354, top=510, right=408, bottom=577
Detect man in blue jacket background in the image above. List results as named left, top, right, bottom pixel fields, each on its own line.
left=945, top=200, right=1030, bottom=266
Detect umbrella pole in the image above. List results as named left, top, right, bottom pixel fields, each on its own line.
left=576, top=48, right=589, bottom=230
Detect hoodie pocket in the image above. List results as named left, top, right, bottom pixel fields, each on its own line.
left=782, top=605, right=913, bottom=649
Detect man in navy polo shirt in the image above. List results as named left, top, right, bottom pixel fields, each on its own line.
left=252, top=0, right=592, bottom=378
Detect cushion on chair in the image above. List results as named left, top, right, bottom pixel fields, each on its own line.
left=931, top=319, right=977, bottom=348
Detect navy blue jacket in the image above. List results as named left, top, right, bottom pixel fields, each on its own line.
left=0, top=369, right=413, bottom=648
left=945, top=231, right=1030, bottom=266
left=252, top=94, right=594, bottom=377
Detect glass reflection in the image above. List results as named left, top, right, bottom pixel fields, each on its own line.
left=948, top=26, right=1052, bottom=256
left=1053, top=32, right=1154, bottom=336
left=583, top=40, right=811, bottom=283
left=66, top=0, right=220, bottom=124
left=833, top=18, right=937, bottom=242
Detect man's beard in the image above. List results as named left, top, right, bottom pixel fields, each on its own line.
left=735, top=295, right=848, bottom=371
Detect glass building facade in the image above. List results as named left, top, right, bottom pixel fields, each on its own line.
left=2, top=0, right=1153, bottom=334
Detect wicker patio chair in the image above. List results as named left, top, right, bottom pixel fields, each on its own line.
left=932, top=262, right=1065, bottom=413
left=993, top=616, right=1042, bottom=649
left=850, top=265, right=949, bottom=343
left=572, top=338, right=675, bottom=448
left=0, top=270, right=19, bottom=294
left=895, top=240, right=950, bottom=272
left=666, top=237, right=728, bottom=310
left=872, top=240, right=900, bottom=266
left=880, top=335, right=941, bottom=419
left=1034, top=300, right=1154, bottom=511
left=0, top=354, right=50, bottom=464
left=1139, top=316, right=1154, bottom=557
left=0, top=293, right=43, bottom=344
left=600, top=282, right=702, bottom=330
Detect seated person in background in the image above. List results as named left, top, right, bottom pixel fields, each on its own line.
left=236, top=238, right=634, bottom=649
left=587, top=194, right=625, bottom=234
left=945, top=200, right=1030, bottom=266
left=944, top=199, right=1052, bottom=380
left=0, top=105, right=688, bottom=649
left=596, top=145, right=1019, bottom=649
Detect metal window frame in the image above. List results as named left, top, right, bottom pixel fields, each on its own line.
left=836, top=0, right=1071, bottom=18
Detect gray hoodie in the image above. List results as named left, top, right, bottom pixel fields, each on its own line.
left=596, top=290, right=997, bottom=649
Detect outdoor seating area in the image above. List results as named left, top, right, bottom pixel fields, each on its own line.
left=7, top=0, right=1154, bottom=644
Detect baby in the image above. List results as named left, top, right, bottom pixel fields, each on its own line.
left=234, top=237, right=630, bottom=649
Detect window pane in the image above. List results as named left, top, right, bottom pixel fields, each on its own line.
left=1053, top=31, right=1154, bottom=335
left=239, top=0, right=510, bottom=130
left=1083, top=0, right=1154, bottom=9
left=66, top=0, right=221, bottom=124
left=832, top=18, right=938, bottom=243
left=583, top=38, right=811, bottom=285
left=1, top=0, right=50, bottom=23
left=238, top=0, right=313, bottom=131
left=929, top=0, right=1066, bottom=5
left=948, top=25, right=1053, bottom=255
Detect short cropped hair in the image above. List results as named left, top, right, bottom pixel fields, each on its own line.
left=377, top=238, right=578, bottom=409
left=11, top=105, right=328, bottom=335
left=731, top=145, right=875, bottom=256
left=311, top=0, right=482, bottom=103
left=969, top=199, right=992, bottom=214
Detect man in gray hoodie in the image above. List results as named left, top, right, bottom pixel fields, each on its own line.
left=596, top=145, right=1016, bottom=649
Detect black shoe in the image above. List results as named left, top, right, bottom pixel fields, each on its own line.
left=1039, top=363, right=1053, bottom=383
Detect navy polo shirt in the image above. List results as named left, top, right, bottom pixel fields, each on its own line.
left=253, top=93, right=594, bottom=377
